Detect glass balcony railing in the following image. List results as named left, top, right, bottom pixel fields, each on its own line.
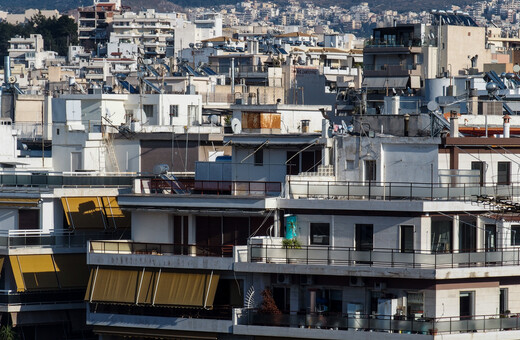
left=237, top=309, right=520, bottom=335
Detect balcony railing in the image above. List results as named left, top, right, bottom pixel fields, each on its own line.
left=247, top=244, right=520, bottom=269
left=90, top=240, right=234, bottom=257
left=287, top=180, right=520, bottom=202
left=238, top=309, right=520, bottom=335
left=143, top=178, right=282, bottom=197
left=0, top=229, right=129, bottom=250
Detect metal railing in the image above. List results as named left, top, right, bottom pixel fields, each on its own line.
left=145, top=178, right=282, bottom=197
left=89, top=240, right=234, bottom=257
left=248, top=244, right=520, bottom=269
left=0, top=172, right=134, bottom=188
left=287, top=180, right=520, bottom=202
left=0, top=229, right=128, bottom=250
left=239, top=309, right=520, bottom=335
left=90, top=303, right=233, bottom=320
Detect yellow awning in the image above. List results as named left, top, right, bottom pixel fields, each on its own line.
left=10, top=254, right=88, bottom=292
left=101, top=196, right=130, bottom=229
left=85, top=268, right=219, bottom=308
left=0, top=198, right=40, bottom=207
left=10, top=255, right=58, bottom=291
left=85, top=268, right=140, bottom=304
left=154, top=271, right=219, bottom=308
left=61, top=197, right=130, bottom=230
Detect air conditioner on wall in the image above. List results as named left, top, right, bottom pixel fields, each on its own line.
left=277, top=273, right=291, bottom=284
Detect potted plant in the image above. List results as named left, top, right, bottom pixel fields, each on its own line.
left=282, top=238, right=302, bottom=249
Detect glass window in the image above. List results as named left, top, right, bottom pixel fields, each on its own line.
left=498, top=162, right=511, bottom=185
left=400, top=225, right=414, bottom=253
left=310, top=223, right=330, bottom=245
left=365, top=160, right=376, bottom=181
left=471, top=161, right=485, bottom=186
left=355, top=224, right=373, bottom=251
left=500, top=288, right=508, bottom=315
left=511, top=225, right=520, bottom=246
left=431, top=220, right=452, bottom=253
left=143, top=104, right=154, bottom=118
left=169, top=105, right=178, bottom=117
left=254, top=149, right=263, bottom=166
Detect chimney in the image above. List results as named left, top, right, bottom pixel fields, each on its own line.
left=449, top=110, right=459, bottom=137
left=504, top=114, right=511, bottom=138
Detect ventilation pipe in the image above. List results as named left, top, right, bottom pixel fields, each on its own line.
left=504, top=114, right=511, bottom=138
left=449, top=110, right=459, bottom=137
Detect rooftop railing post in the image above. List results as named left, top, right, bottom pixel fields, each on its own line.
left=307, top=246, right=309, bottom=265
left=410, top=183, right=412, bottom=201
left=347, top=181, right=350, bottom=200
left=368, top=180, right=371, bottom=200
left=307, top=181, right=310, bottom=198
left=389, top=182, right=392, bottom=201
left=286, top=245, right=288, bottom=264
left=431, top=180, right=433, bottom=201
left=463, top=183, right=466, bottom=202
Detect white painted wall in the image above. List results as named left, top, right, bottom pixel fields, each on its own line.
left=113, top=140, right=140, bottom=173
left=0, top=209, right=17, bottom=230
left=131, top=211, right=173, bottom=243
left=232, top=148, right=287, bottom=183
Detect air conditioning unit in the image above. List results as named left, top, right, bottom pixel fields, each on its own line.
left=374, top=282, right=387, bottom=291
left=300, top=275, right=313, bottom=285
left=350, top=276, right=365, bottom=287
left=276, top=273, right=291, bottom=284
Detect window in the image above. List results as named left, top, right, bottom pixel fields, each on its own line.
left=346, top=160, right=355, bottom=170
left=459, top=291, right=474, bottom=320
left=407, top=292, right=424, bottom=317
left=500, top=288, right=508, bottom=315
left=355, top=224, right=373, bottom=251
left=310, top=223, right=330, bottom=245
left=188, top=105, right=198, bottom=126
left=143, top=104, right=154, bottom=118
left=459, top=219, right=476, bottom=252
left=471, top=161, right=485, bottom=186
left=498, top=162, right=511, bottom=185
left=511, top=225, right=520, bottom=246
left=400, top=225, right=414, bottom=253
left=169, top=105, right=179, bottom=117
left=273, top=287, right=290, bottom=312
left=431, top=220, right=452, bottom=253
left=364, top=160, right=376, bottom=181
left=485, top=224, right=496, bottom=251
left=254, top=149, right=263, bottom=166
left=18, top=209, right=39, bottom=229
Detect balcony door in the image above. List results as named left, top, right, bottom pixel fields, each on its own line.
left=400, top=225, right=414, bottom=253
left=355, top=224, right=373, bottom=251
left=485, top=224, right=497, bottom=251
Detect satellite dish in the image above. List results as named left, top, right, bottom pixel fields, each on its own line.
left=209, top=115, right=219, bottom=125
left=8, top=76, right=16, bottom=84
left=231, top=118, right=242, bottom=134
left=427, top=101, right=439, bottom=112
left=513, top=65, right=520, bottom=73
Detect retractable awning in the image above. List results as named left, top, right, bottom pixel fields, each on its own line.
left=10, top=254, right=88, bottom=292
left=85, top=268, right=220, bottom=309
left=0, top=198, right=40, bottom=208
left=61, top=197, right=130, bottom=230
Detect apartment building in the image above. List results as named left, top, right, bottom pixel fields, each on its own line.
left=82, top=107, right=520, bottom=339
left=78, top=0, right=123, bottom=52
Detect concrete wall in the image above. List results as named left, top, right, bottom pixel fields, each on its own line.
left=113, top=139, right=140, bottom=173
left=232, top=148, right=287, bottom=183
left=132, top=211, right=173, bottom=243
left=336, top=136, right=439, bottom=183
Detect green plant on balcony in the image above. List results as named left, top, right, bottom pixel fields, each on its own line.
left=0, top=324, right=18, bottom=340
left=282, top=238, right=301, bottom=249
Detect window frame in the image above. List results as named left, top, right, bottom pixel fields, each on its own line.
left=310, top=223, right=330, bottom=245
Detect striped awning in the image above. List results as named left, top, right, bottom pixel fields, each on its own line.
left=85, top=267, right=219, bottom=309
left=61, top=197, right=130, bottom=230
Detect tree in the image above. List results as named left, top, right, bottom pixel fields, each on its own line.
left=258, top=288, right=281, bottom=315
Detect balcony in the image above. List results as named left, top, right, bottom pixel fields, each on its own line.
left=234, top=309, right=520, bottom=337
left=245, top=244, right=520, bottom=270
left=142, top=178, right=282, bottom=197
left=0, top=229, right=121, bottom=254
left=286, top=180, right=518, bottom=202
left=363, top=63, right=422, bottom=77
left=88, top=240, right=235, bottom=270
